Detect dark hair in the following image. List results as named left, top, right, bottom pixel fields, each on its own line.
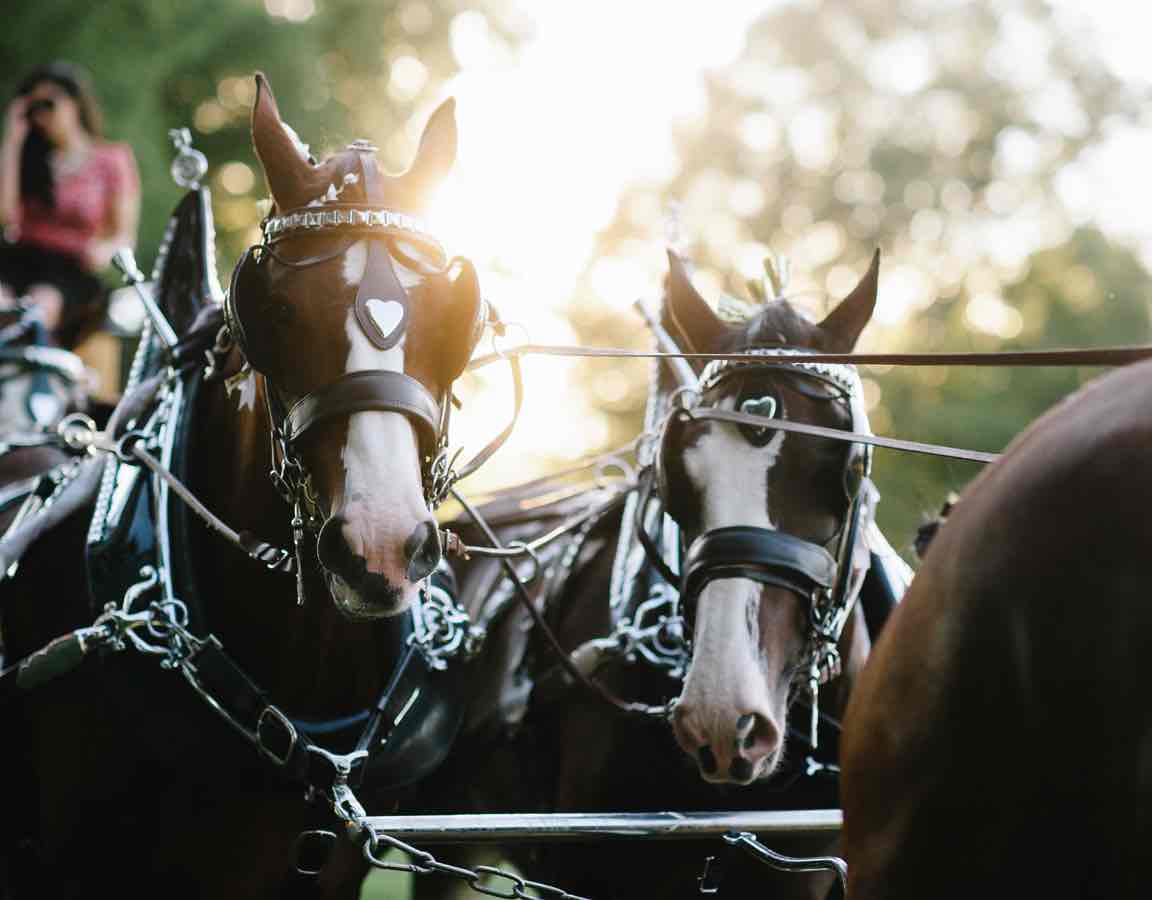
left=15, top=61, right=104, bottom=209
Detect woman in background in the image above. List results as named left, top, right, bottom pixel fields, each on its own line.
left=0, top=61, right=140, bottom=348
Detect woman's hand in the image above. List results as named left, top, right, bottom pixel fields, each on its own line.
left=3, top=97, right=29, bottom=150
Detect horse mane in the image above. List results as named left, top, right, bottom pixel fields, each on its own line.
left=913, top=492, right=960, bottom=560
left=717, top=297, right=824, bottom=353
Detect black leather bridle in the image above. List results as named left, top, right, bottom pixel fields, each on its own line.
left=223, top=142, right=487, bottom=601
left=643, top=348, right=876, bottom=748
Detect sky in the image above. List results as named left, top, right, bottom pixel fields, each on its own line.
left=424, top=0, right=766, bottom=489
left=406, top=0, right=1152, bottom=494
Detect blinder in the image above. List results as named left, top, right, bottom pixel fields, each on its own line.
left=223, top=245, right=268, bottom=372
left=654, top=409, right=689, bottom=525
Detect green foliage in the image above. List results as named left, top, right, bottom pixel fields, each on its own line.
left=872, top=227, right=1151, bottom=552
left=0, top=0, right=478, bottom=275
left=573, top=0, right=1152, bottom=561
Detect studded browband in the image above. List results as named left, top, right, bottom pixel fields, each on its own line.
left=262, top=205, right=441, bottom=252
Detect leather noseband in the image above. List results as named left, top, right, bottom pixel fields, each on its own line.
left=282, top=370, right=440, bottom=458
left=682, top=526, right=836, bottom=606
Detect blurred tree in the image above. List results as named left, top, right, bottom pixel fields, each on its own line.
left=871, top=226, right=1150, bottom=551
left=570, top=0, right=1152, bottom=560
left=0, top=0, right=523, bottom=274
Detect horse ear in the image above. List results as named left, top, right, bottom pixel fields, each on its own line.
left=819, top=249, right=879, bottom=353
left=664, top=249, right=726, bottom=354
left=251, top=72, right=315, bottom=208
left=402, top=98, right=457, bottom=198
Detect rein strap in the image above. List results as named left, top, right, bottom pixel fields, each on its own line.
left=469, top=342, right=1152, bottom=372
left=692, top=407, right=1000, bottom=464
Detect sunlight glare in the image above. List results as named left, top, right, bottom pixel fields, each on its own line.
left=421, top=0, right=765, bottom=493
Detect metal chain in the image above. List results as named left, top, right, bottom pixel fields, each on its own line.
left=361, top=829, right=592, bottom=900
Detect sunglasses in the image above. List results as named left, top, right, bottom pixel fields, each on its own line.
left=25, top=98, right=56, bottom=117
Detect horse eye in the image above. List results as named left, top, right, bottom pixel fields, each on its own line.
left=739, top=395, right=777, bottom=447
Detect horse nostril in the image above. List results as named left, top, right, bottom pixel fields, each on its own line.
left=316, top=514, right=350, bottom=573
left=698, top=745, right=718, bottom=775
left=735, top=712, right=780, bottom=761
left=405, top=520, right=441, bottom=582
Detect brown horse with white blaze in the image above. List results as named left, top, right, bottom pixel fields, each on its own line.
left=233, top=75, right=467, bottom=616
left=840, top=357, right=1152, bottom=899
left=664, top=249, right=880, bottom=786
left=412, top=248, right=893, bottom=900
left=0, top=73, right=482, bottom=898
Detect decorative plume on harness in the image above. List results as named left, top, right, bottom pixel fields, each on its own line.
left=716, top=250, right=792, bottom=324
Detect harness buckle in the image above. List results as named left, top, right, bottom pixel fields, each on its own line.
left=262, top=546, right=292, bottom=572
left=293, top=829, right=338, bottom=877
left=256, top=706, right=298, bottom=766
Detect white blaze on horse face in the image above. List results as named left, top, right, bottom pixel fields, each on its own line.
left=328, top=240, right=430, bottom=615
left=682, top=405, right=784, bottom=533
left=674, top=403, right=789, bottom=783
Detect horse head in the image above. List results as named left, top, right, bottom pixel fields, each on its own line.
left=658, top=248, right=879, bottom=784
left=228, top=74, right=482, bottom=619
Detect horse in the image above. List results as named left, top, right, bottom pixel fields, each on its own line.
left=839, top=357, right=1152, bottom=899
left=410, top=248, right=907, bottom=900
left=0, top=73, right=486, bottom=899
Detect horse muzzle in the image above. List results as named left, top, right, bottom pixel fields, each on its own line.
left=316, top=513, right=439, bottom=618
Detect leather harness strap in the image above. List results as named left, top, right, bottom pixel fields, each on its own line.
left=351, top=147, right=412, bottom=351
left=468, top=342, right=1152, bottom=371
left=682, top=526, right=837, bottom=602
left=281, top=370, right=441, bottom=452
left=694, top=406, right=1000, bottom=464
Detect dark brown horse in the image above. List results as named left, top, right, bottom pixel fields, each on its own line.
left=412, top=250, right=901, bottom=900
left=840, top=358, right=1152, bottom=899
left=0, top=74, right=482, bottom=898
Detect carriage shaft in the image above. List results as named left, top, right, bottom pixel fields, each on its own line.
left=362, top=810, right=842, bottom=843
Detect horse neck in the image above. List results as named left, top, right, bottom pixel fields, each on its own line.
left=189, top=370, right=393, bottom=713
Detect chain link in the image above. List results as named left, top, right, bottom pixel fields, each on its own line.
left=360, top=824, right=592, bottom=900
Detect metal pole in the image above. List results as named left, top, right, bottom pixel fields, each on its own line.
left=632, top=299, right=697, bottom=389
left=110, top=248, right=179, bottom=349
left=362, top=810, right=842, bottom=844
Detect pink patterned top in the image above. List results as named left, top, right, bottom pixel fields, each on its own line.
left=17, top=142, right=139, bottom=268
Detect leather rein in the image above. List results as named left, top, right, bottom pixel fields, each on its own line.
left=470, top=342, right=1152, bottom=371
